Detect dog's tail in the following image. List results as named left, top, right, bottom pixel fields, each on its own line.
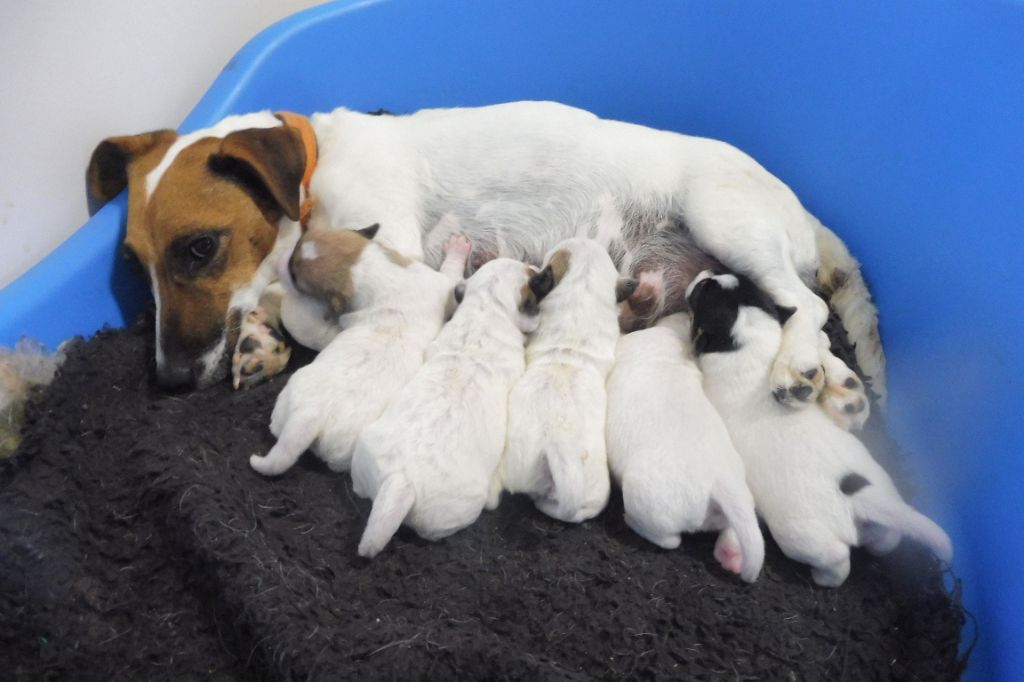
left=812, top=217, right=887, bottom=406
left=711, top=476, right=765, bottom=583
left=540, top=445, right=586, bottom=523
left=849, top=482, right=953, bottom=564
left=250, top=409, right=320, bottom=476
left=358, top=472, right=416, bottom=558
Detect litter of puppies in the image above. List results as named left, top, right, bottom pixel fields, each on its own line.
left=248, top=229, right=951, bottom=588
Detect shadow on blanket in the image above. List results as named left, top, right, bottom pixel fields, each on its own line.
left=0, top=312, right=965, bottom=680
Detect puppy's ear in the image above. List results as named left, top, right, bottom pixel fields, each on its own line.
left=528, top=266, right=556, bottom=302
left=775, top=304, right=796, bottom=324
left=215, top=126, right=306, bottom=221
left=686, top=277, right=711, bottom=312
left=615, top=277, right=638, bottom=304
left=86, top=130, right=178, bottom=215
left=453, top=281, right=466, bottom=304
left=357, top=223, right=381, bottom=240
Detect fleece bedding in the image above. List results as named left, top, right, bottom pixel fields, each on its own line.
left=0, top=310, right=965, bottom=680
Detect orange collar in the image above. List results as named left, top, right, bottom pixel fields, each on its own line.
left=275, top=111, right=318, bottom=227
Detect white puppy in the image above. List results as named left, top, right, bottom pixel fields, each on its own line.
left=352, top=258, right=543, bottom=557
left=605, top=313, right=764, bottom=583
left=688, top=271, right=952, bottom=587
left=502, top=238, right=632, bottom=523
left=249, top=228, right=469, bottom=476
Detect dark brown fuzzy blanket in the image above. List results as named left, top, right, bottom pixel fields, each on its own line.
left=0, top=314, right=965, bottom=680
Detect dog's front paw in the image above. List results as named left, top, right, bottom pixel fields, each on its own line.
left=770, top=351, right=825, bottom=407
left=232, top=307, right=291, bottom=390
left=819, top=367, right=870, bottom=431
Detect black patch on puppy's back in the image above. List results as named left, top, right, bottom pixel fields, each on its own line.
left=687, top=273, right=783, bottom=355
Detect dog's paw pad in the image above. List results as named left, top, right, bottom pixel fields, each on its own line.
left=771, top=363, right=825, bottom=407
left=443, top=233, right=472, bottom=258
left=819, top=372, right=871, bottom=431
left=232, top=309, right=291, bottom=390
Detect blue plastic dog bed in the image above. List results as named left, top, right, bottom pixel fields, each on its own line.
left=1, top=1, right=1020, bottom=678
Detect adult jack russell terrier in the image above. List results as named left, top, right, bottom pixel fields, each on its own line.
left=605, top=313, right=764, bottom=583
left=86, top=101, right=883, bottom=411
left=687, top=271, right=951, bottom=587
left=502, top=238, right=628, bottom=523
left=249, top=227, right=468, bottom=477
left=352, top=257, right=542, bottom=557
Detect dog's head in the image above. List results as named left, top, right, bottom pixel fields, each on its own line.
left=528, top=238, right=636, bottom=310
left=280, top=223, right=407, bottom=320
left=86, top=113, right=307, bottom=390
left=685, top=270, right=794, bottom=355
left=454, top=258, right=550, bottom=334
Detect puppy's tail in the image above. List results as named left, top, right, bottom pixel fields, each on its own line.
left=812, top=216, right=887, bottom=406
left=849, top=483, right=953, bottom=564
left=711, top=476, right=765, bottom=583
left=540, top=445, right=586, bottom=523
left=250, top=409, right=320, bottom=476
left=358, top=472, right=416, bottom=558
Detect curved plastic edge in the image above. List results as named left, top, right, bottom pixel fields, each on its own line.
left=0, top=0, right=383, bottom=349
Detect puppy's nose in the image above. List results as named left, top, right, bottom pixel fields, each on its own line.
left=156, top=361, right=194, bottom=391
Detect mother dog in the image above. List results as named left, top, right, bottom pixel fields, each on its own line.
left=87, top=101, right=883, bottom=406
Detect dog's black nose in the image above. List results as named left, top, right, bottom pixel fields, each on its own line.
left=156, top=362, right=194, bottom=391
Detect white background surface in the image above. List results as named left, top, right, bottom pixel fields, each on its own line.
left=0, top=0, right=322, bottom=289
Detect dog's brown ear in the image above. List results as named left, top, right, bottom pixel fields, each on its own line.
left=86, top=130, right=177, bottom=214
left=216, top=127, right=305, bottom=222
left=615, top=277, right=638, bottom=303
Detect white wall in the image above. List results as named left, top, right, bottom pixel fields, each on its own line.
left=0, top=0, right=323, bottom=289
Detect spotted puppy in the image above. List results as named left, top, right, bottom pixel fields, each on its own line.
left=249, top=228, right=470, bottom=476
left=502, top=238, right=633, bottom=523
left=352, top=258, right=543, bottom=557
left=605, top=313, right=764, bottom=582
left=688, top=271, right=952, bottom=587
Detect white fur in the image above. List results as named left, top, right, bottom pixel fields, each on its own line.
left=351, top=258, right=535, bottom=557
left=249, top=243, right=459, bottom=477
left=299, top=101, right=877, bottom=403
left=694, top=279, right=951, bottom=587
left=502, top=238, right=620, bottom=522
left=605, top=313, right=764, bottom=582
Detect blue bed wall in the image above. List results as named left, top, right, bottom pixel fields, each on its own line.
left=1, top=1, right=1020, bottom=678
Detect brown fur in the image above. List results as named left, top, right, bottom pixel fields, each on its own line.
left=547, top=249, right=570, bottom=285
left=289, top=230, right=374, bottom=317
left=86, top=128, right=306, bottom=369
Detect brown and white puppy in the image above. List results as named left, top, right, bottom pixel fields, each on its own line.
left=501, top=238, right=633, bottom=523
left=249, top=228, right=468, bottom=476
left=87, top=104, right=885, bottom=407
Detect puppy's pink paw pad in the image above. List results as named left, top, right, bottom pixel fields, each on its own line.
left=443, top=234, right=472, bottom=258
left=714, top=534, right=744, bottom=574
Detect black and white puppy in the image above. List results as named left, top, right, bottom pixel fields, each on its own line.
left=687, top=271, right=952, bottom=587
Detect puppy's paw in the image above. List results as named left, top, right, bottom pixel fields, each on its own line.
left=443, top=233, right=472, bottom=259
left=714, top=528, right=744, bottom=575
left=232, top=307, right=291, bottom=390
left=819, top=370, right=870, bottom=431
left=770, top=350, right=825, bottom=407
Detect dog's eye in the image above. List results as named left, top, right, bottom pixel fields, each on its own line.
left=188, top=236, right=216, bottom=262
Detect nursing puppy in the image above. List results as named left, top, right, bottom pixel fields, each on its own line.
left=688, top=271, right=952, bottom=587
left=502, top=238, right=630, bottom=523
left=249, top=229, right=469, bottom=476
left=352, top=258, right=542, bottom=557
left=605, top=313, right=764, bottom=583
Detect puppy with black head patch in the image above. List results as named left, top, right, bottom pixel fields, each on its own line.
left=352, top=258, right=543, bottom=557
left=502, top=238, right=634, bottom=523
left=605, top=313, right=764, bottom=582
left=687, top=270, right=952, bottom=587
left=249, top=229, right=470, bottom=476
